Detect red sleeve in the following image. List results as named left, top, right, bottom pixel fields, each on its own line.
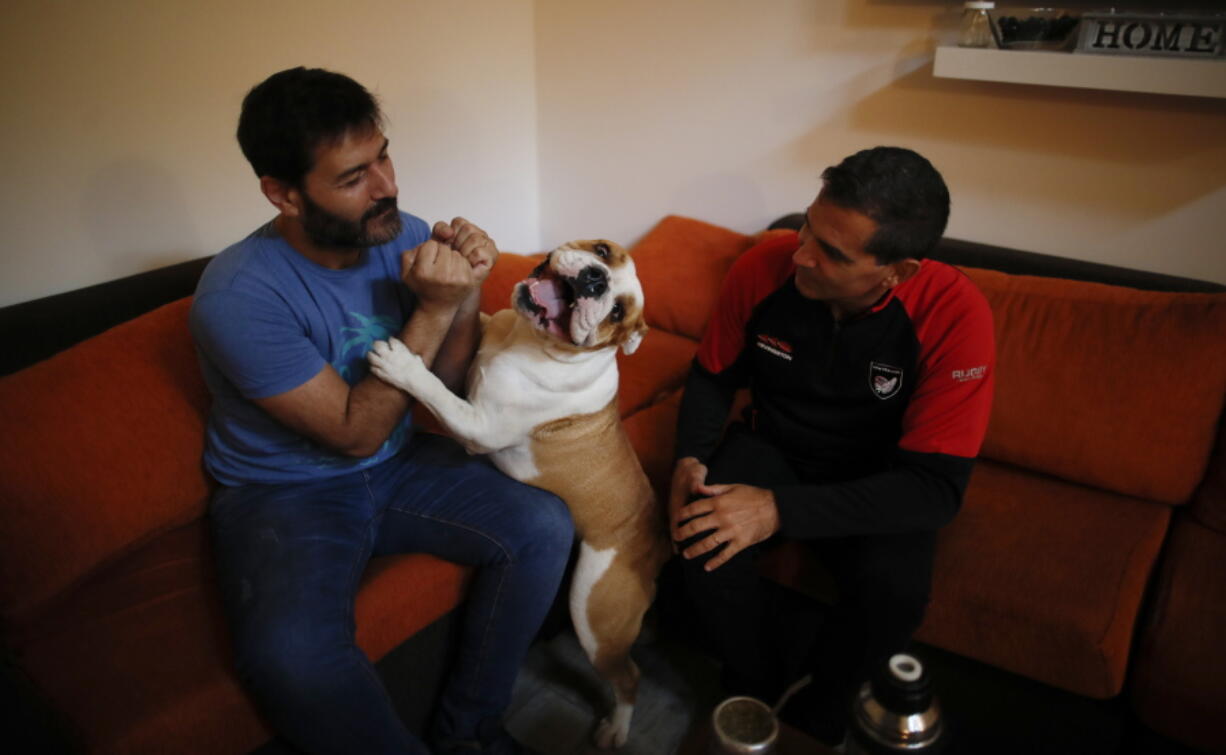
left=897, top=266, right=996, bottom=459
left=697, top=232, right=798, bottom=374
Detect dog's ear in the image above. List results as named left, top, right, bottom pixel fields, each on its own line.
left=620, top=324, right=647, bottom=355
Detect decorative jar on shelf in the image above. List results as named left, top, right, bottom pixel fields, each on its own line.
left=959, top=1, right=996, bottom=48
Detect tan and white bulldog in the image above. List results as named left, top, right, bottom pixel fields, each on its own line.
left=368, top=239, right=671, bottom=748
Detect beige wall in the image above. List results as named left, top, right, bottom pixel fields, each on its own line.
left=3, top=1, right=1225, bottom=308
left=0, top=0, right=540, bottom=306
left=534, top=0, right=1226, bottom=283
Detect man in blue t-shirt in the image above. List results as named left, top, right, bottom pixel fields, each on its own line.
left=190, top=67, right=573, bottom=755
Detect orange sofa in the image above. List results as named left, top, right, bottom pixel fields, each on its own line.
left=1, top=215, right=1224, bottom=753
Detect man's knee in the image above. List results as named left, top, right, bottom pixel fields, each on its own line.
left=531, top=488, right=574, bottom=552
left=233, top=621, right=357, bottom=703
left=503, top=485, right=574, bottom=563
left=677, top=539, right=764, bottom=601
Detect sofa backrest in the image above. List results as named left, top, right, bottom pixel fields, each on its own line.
left=962, top=268, right=1226, bottom=505
left=0, top=297, right=212, bottom=628
left=0, top=256, right=213, bottom=376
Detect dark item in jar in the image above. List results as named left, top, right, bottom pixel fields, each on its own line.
left=994, top=14, right=1080, bottom=47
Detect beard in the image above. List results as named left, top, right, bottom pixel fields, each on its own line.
left=299, top=193, right=403, bottom=249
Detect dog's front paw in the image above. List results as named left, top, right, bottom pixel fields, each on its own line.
left=367, top=338, right=427, bottom=393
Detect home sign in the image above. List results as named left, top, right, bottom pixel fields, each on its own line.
left=1077, top=13, right=1224, bottom=58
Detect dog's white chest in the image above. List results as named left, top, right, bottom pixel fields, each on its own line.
left=469, top=313, right=619, bottom=481
left=489, top=444, right=542, bottom=481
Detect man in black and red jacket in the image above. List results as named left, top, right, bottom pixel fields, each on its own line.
left=670, top=147, right=995, bottom=744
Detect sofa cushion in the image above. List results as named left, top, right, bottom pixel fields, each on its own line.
left=623, top=389, right=683, bottom=501
left=0, top=298, right=212, bottom=625
left=917, top=460, right=1169, bottom=698
left=11, top=522, right=469, bottom=755
left=617, top=330, right=697, bottom=418
left=630, top=216, right=792, bottom=340
left=963, top=268, right=1226, bottom=504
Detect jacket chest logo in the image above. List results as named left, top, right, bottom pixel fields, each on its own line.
left=755, top=333, right=794, bottom=362
left=869, top=361, right=904, bottom=400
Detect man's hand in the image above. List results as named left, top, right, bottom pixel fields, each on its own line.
left=432, top=217, right=499, bottom=283
left=399, top=217, right=497, bottom=392
left=674, top=482, right=781, bottom=571
left=400, top=239, right=478, bottom=315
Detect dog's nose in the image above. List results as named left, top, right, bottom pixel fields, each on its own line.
left=574, top=265, right=608, bottom=298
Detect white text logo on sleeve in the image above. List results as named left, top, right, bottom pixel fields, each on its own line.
left=952, top=365, right=988, bottom=382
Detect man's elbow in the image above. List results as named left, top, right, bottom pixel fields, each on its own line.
left=933, top=496, right=961, bottom=529
left=329, top=430, right=387, bottom=459
left=931, top=477, right=967, bottom=528
left=339, top=442, right=383, bottom=459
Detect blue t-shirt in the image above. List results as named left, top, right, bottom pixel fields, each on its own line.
left=190, top=212, right=430, bottom=485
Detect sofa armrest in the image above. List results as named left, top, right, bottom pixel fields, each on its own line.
left=1130, top=514, right=1226, bottom=752
left=1190, top=410, right=1226, bottom=535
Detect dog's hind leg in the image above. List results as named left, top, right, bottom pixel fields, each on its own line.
left=570, top=542, right=656, bottom=748
left=592, top=650, right=639, bottom=749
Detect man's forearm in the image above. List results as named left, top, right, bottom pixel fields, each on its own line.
left=430, top=291, right=482, bottom=393
left=674, top=362, right=738, bottom=463
left=327, top=302, right=459, bottom=457
left=399, top=300, right=461, bottom=368
left=773, top=451, right=973, bottom=539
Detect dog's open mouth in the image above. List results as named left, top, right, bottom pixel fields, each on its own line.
left=518, top=265, right=575, bottom=340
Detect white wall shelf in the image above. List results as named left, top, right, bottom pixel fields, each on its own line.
left=933, top=46, right=1226, bottom=99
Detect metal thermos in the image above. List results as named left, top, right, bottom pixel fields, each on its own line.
left=846, top=653, right=945, bottom=754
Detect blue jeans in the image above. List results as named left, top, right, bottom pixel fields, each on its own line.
left=209, top=432, right=573, bottom=754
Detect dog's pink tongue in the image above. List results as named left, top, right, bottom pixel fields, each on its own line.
left=529, top=278, right=567, bottom=319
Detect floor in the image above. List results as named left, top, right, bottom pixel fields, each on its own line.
left=501, top=571, right=1207, bottom=755
left=505, top=622, right=723, bottom=755
left=5, top=582, right=1204, bottom=754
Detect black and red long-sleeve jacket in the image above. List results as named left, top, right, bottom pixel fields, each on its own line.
left=676, top=232, right=996, bottom=538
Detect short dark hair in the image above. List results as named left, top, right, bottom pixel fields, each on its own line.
left=820, top=146, right=950, bottom=263
left=236, top=67, right=384, bottom=185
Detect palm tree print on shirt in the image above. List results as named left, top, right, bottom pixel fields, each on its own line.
left=314, top=311, right=408, bottom=469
